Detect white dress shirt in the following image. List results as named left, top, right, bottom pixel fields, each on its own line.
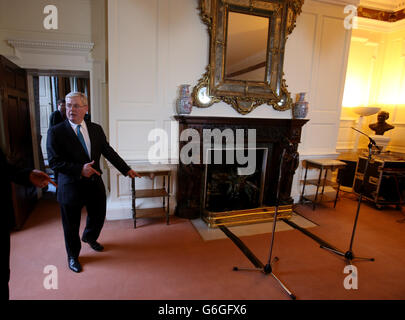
left=69, top=120, right=91, bottom=158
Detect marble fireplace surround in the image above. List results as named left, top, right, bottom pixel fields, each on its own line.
left=174, top=116, right=308, bottom=224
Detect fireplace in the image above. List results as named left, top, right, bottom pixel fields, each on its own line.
left=174, top=116, right=308, bottom=227
left=203, top=148, right=268, bottom=212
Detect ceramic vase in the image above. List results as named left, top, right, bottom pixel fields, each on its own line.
left=292, top=92, right=309, bottom=119
left=176, top=84, right=193, bottom=115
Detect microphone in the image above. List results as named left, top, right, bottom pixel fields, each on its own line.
left=350, top=127, right=381, bottom=151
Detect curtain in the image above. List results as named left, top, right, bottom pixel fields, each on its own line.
left=69, top=77, right=78, bottom=92
left=50, top=76, right=58, bottom=112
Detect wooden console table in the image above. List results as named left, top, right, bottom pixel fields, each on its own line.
left=131, top=165, right=171, bottom=228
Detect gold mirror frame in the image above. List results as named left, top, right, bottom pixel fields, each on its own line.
left=193, top=0, right=304, bottom=115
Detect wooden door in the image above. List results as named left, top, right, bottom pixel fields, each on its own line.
left=0, top=55, right=37, bottom=230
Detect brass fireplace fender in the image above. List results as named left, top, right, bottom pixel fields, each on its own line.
left=202, top=205, right=293, bottom=228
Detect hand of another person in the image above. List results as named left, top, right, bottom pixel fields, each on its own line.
left=29, top=170, right=57, bottom=188
left=127, top=169, right=141, bottom=179
left=81, top=160, right=101, bottom=178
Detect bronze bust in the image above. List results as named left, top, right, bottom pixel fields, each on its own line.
left=369, top=111, right=395, bottom=135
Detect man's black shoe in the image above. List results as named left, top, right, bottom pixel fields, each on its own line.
left=68, top=257, right=82, bottom=273
left=82, top=238, right=104, bottom=252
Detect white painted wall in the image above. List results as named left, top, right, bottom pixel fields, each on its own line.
left=107, top=0, right=358, bottom=219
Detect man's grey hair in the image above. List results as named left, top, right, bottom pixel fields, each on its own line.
left=66, top=92, right=88, bottom=106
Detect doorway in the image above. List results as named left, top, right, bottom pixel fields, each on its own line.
left=32, top=71, right=91, bottom=165
left=0, top=54, right=92, bottom=229
left=33, top=71, right=91, bottom=164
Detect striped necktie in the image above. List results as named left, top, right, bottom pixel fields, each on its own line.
left=76, top=124, right=89, bottom=157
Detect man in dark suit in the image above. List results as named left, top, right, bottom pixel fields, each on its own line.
left=47, top=92, right=140, bottom=273
left=1, top=148, right=55, bottom=300
left=49, top=99, right=66, bottom=127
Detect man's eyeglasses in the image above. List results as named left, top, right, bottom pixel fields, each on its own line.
left=66, top=104, right=86, bottom=109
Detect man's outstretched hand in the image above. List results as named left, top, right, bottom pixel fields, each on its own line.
left=127, top=169, right=141, bottom=179
left=29, top=170, right=57, bottom=188
left=82, top=160, right=101, bottom=178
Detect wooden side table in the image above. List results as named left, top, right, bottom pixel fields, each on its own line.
left=300, top=159, right=347, bottom=210
left=131, top=165, right=171, bottom=228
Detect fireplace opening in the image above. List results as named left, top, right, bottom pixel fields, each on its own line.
left=203, top=148, right=268, bottom=213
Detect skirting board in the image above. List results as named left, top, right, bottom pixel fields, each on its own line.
left=106, top=196, right=133, bottom=220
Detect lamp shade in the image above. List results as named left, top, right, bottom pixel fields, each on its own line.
left=352, top=106, right=381, bottom=116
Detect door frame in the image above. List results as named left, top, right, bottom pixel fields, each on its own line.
left=5, top=38, right=108, bottom=195
left=27, top=69, right=91, bottom=174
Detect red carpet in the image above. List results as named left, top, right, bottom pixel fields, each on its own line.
left=9, top=192, right=405, bottom=300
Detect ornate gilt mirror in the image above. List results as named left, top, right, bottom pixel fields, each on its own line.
left=192, top=0, right=304, bottom=114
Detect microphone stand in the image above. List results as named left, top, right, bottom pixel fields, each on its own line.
left=221, top=146, right=296, bottom=299
left=320, top=127, right=375, bottom=264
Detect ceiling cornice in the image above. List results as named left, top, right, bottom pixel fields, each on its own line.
left=5, top=38, right=95, bottom=62
left=358, top=6, right=405, bottom=22
left=360, top=0, right=405, bottom=12
left=7, top=39, right=94, bottom=52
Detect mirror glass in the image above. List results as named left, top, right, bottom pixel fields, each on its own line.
left=225, top=12, right=269, bottom=82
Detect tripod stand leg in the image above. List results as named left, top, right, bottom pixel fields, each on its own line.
left=233, top=266, right=263, bottom=272
left=321, top=246, right=374, bottom=263
left=234, top=257, right=279, bottom=272
left=320, top=245, right=346, bottom=257
left=233, top=262, right=296, bottom=300
left=219, top=225, right=264, bottom=269
left=352, top=256, right=375, bottom=262
left=270, top=272, right=296, bottom=300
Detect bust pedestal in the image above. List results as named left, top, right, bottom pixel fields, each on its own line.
left=371, top=135, right=390, bottom=152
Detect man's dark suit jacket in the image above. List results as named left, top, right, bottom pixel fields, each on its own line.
left=1, top=148, right=32, bottom=300
left=47, top=120, right=131, bottom=205
left=49, top=110, right=65, bottom=127
left=0, top=149, right=32, bottom=230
